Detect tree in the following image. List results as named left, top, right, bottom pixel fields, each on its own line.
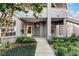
left=0, top=3, right=45, bottom=42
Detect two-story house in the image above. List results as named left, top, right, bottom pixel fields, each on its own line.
left=0, top=3, right=79, bottom=42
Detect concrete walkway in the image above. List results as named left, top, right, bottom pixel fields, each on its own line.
left=35, top=37, right=55, bottom=56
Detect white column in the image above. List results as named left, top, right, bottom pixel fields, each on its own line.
left=14, top=17, right=22, bottom=37
left=64, top=14, right=67, bottom=37
left=47, top=3, right=51, bottom=39
left=40, top=22, right=43, bottom=37
left=64, top=18, right=66, bottom=25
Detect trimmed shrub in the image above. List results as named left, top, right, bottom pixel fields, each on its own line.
left=23, top=37, right=36, bottom=43
left=16, top=37, right=24, bottom=43
left=16, top=37, right=36, bottom=43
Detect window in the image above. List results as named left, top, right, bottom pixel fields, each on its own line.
left=5, top=32, right=16, bottom=36
left=1, top=20, right=16, bottom=37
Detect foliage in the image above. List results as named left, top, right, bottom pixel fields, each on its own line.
left=0, top=3, right=44, bottom=41
left=69, top=37, right=78, bottom=42
left=48, top=34, right=79, bottom=56
left=16, top=37, right=37, bottom=43
left=0, top=41, right=10, bottom=55
left=55, top=47, right=68, bottom=56
left=1, top=45, right=36, bottom=56
left=31, top=3, right=44, bottom=18
left=0, top=3, right=44, bottom=21
left=68, top=45, right=79, bottom=56
left=32, top=3, right=44, bottom=13
left=48, top=39, right=53, bottom=44
left=0, top=3, right=27, bottom=13
left=0, top=41, right=10, bottom=49
left=50, top=36, right=78, bottom=44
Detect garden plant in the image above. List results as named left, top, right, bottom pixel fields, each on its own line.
left=48, top=33, right=79, bottom=56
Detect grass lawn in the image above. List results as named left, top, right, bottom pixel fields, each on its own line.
left=1, top=44, right=36, bottom=56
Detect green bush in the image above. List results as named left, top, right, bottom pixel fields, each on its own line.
left=53, top=43, right=58, bottom=49
left=52, top=36, right=78, bottom=43
left=63, top=37, right=70, bottom=42
left=5, top=41, right=10, bottom=48
left=48, top=36, right=79, bottom=56
left=52, top=37, right=64, bottom=43
left=48, top=40, right=53, bottom=44
left=55, top=47, right=68, bottom=56
left=69, top=37, right=78, bottom=42
left=72, top=42, right=78, bottom=46
left=53, top=42, right=65, bottom=49
left=0, top=41, right=10, bottom=49
left=68, top=46, right=79, bottom=56
left=16, top=37, right=24, bottom=43
left=16, top=37, right=36, bottom=43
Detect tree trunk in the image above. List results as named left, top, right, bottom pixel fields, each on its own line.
left=0, top=9, right=14, bottom=42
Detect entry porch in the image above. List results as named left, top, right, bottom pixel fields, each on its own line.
left=20, top=18, right=65, bottom=39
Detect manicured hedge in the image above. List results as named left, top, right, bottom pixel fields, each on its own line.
left=16, top=37, right=37, bottom=43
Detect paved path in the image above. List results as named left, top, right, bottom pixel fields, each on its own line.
left=35, top=37, right=55, bottom=56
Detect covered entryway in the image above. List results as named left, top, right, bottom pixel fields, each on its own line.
left=20, top=18, right=47, bottom=37
left=20, top=18, right=64, bottom=38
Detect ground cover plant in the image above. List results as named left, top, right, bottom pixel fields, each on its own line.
left=48, top=33, right=79, bottom=56
left=0, top=37, right=37, bottom=56
left=1, top=44, right=36, bottom=56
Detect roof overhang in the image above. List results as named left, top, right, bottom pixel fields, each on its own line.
left=20, top=18, right=47, bottom=23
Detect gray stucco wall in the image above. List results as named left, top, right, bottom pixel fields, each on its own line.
left=34, top=22, right=47, bottom=37
left=40, top=22, right=47, bottom=37
left=73, top=24, right=79, bottom=36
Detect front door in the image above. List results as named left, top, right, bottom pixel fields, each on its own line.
left=27, top=25, right=32, bottom=37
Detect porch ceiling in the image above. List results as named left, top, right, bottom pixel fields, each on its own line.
left=20, top=18, right=47, bottom=23
left=20, top=18, right=64, bottom=23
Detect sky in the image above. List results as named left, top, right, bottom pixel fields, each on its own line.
left=67, top=3, right=79, bottom=17
left=68, top=3, right=79, bottom=11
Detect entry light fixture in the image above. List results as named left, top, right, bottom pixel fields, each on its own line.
left=36, top=24, right=40, bottom=27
